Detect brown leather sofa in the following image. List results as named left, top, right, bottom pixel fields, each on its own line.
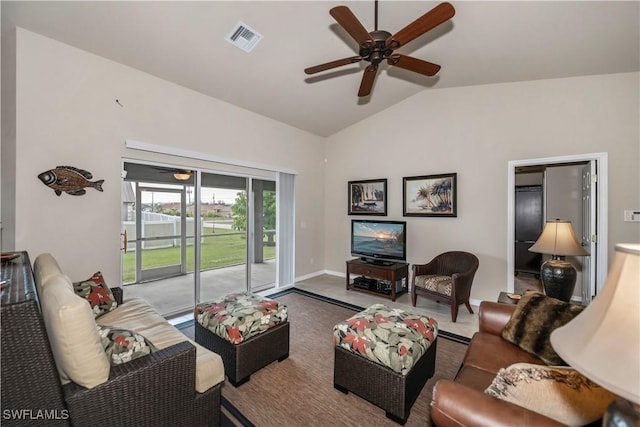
left=430, top=301, right=566, bottom=427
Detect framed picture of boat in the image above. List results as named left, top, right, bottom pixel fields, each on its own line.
left=348, top=179, right=387, bottom=216
left=403, top=173, right=457, bottom=217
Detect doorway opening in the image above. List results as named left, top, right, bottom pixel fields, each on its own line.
left=507, top=153, right=608, bottom=304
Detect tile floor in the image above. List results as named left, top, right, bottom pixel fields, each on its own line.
left=169, top=273, right=481, bottom=339
left=291, top=274, right=480, bottom=339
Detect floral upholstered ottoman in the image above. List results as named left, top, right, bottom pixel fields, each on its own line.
left=332, top=304, right=438, bottom=425
left=194, top=292, right=289, bottom=386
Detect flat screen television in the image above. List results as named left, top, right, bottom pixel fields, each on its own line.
left=351, top=219, right=406, bottom=265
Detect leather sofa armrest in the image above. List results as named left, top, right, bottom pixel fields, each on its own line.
left=478, top=301, right=516, bottom=336
left=430, top=380, right=565, bottom=427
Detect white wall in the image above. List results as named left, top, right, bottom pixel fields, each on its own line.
left=6, top=29, right=640, bottom=303
left=324, top=73, right=640, bottom=303
left=11, top=29, right=325, bottom=283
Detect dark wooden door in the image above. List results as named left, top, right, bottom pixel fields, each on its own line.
left=515, top=185, right=543, bottom=274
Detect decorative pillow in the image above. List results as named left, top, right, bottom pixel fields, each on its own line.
left=73, top=271, right=117, bottom=318
left=96, top=325, right=157, bottom=365
left=485, top=363, right=615, bottom=426
left=501, top=291, right=584, bottom=365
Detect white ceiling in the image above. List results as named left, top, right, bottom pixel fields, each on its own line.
left=2, top=1, right=638, bottom=137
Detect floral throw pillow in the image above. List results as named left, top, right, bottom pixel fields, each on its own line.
left=73, top=271, right=118, bottom=318
left=96, top=325, right=157, bottom=366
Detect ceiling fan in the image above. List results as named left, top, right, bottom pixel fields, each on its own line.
left=149, top=165, right=193, bottom=181
left=304, top=1, right=455, bottom=97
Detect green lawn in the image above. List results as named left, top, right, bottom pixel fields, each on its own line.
left=122, top=227, right=275, bottom=283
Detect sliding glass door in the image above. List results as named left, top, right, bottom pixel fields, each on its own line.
left=198, top=173, right=248, bottom=301
left=122, top=162, right=280, bottom=316
left=250, top=179, right=277, bottom=291
left=121, top=179, right=195, bottom=316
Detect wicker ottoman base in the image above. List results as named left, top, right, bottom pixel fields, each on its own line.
left=195, top=321, right=290, bottom=387
left=333, top=338, right=437, bottom=425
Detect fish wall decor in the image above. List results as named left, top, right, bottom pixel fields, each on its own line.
left=38, top=166, right=104, bottom=196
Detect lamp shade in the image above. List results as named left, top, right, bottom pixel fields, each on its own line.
left=529, top=220, right=589, bottom=257
left=550, top=243, right=640, bottom=404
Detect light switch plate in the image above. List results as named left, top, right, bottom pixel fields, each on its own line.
left=624, top=210, right=640, bottom=222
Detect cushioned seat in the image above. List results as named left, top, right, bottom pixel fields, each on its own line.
left=194, top=292, right=290, bottom=387
left=411, top=251, right=479, bottom=322
left=33, top=252, right=223, bottom=426
left=462, top=331, right=544, bottom=376
left=98, top=297, right=225, bottom=393
left=333, top=304, right=438, bottom=425
left=333, top=303, right=438, bottom=375
left=195, top=292, right=288, bottom=344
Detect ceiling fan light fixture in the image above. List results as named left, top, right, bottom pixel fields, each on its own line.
left=305, top=1, right=455, bottom=97
left=173, top=172, right=191, bottom=181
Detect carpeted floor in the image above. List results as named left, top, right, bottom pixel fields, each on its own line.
left=179, top=289, right=470, bottom=426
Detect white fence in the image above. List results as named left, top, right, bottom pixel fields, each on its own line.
left=123, top=213, right=202, bottom=250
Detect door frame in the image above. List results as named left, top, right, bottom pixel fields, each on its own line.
left=134, top=184, right=188, bottom=282
left=507, top=152, right=608, bottom=297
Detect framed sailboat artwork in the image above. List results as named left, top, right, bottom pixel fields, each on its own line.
left=348, top=179, right=387, bottom=216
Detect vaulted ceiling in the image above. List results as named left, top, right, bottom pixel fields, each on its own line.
left=2, top=1, right=638, bottom=137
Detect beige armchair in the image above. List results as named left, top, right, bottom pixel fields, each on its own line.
left=411, top=251, right=479, bottom=322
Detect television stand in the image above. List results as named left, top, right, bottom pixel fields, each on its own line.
left=361, top=258, right=394, bottom=267
left=346, top=259, right=409, bottom=302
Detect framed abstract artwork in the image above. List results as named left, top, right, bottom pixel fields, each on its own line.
left=403, top=173, right=457, bottom=217
left=348, top=179, right=387, bottom=216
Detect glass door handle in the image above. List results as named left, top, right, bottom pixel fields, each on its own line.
left=120, top=229, right=128, bottom=253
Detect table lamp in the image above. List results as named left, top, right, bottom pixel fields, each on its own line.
left=551, top=243, right=640, bottom=426
left=528, top=219, right=589, bottom=301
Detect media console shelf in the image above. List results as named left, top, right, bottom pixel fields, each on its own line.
left=345, top=258, right=409, bottom=302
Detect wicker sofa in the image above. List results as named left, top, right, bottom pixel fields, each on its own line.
left=29, top=253, right=225, bottom=427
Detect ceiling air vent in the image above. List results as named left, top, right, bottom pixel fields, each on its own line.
left=226, top=21, right=263, bottom=53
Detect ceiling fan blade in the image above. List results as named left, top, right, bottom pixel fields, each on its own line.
left=330, top=6, right=373, bottom=47
left=304, top=56, right=363, bottom=75
left=386, top=2, right=455, bottom=49
left=358, top=64, right=378, bottom=97
left=387, top=54, right=441, bottom=76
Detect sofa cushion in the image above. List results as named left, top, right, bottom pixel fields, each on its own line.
left=92, top=297, right=165, bottom=329
left=98, top=299, right=225, bottom=393
left=34, top=253, right=72, bottom=296
left=96, top=324, right=157, bottom=365
left=455, top=365, right=501, bottom=391
left=501, top=291, right=584, bottom=365
left=485, top=363, right=615, bottom=426
left=463, top=331, right=545, bottom=376
left=73, top=271, right=118, bottom=318
left=39, top=274, right=110, bottom=388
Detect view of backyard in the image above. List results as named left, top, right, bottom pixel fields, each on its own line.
left=122, top=226, right=276, bottom=283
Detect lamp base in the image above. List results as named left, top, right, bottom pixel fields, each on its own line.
left=540, top=257, right=576, bottom=302
left=603, top=398, right=640, bottom=427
